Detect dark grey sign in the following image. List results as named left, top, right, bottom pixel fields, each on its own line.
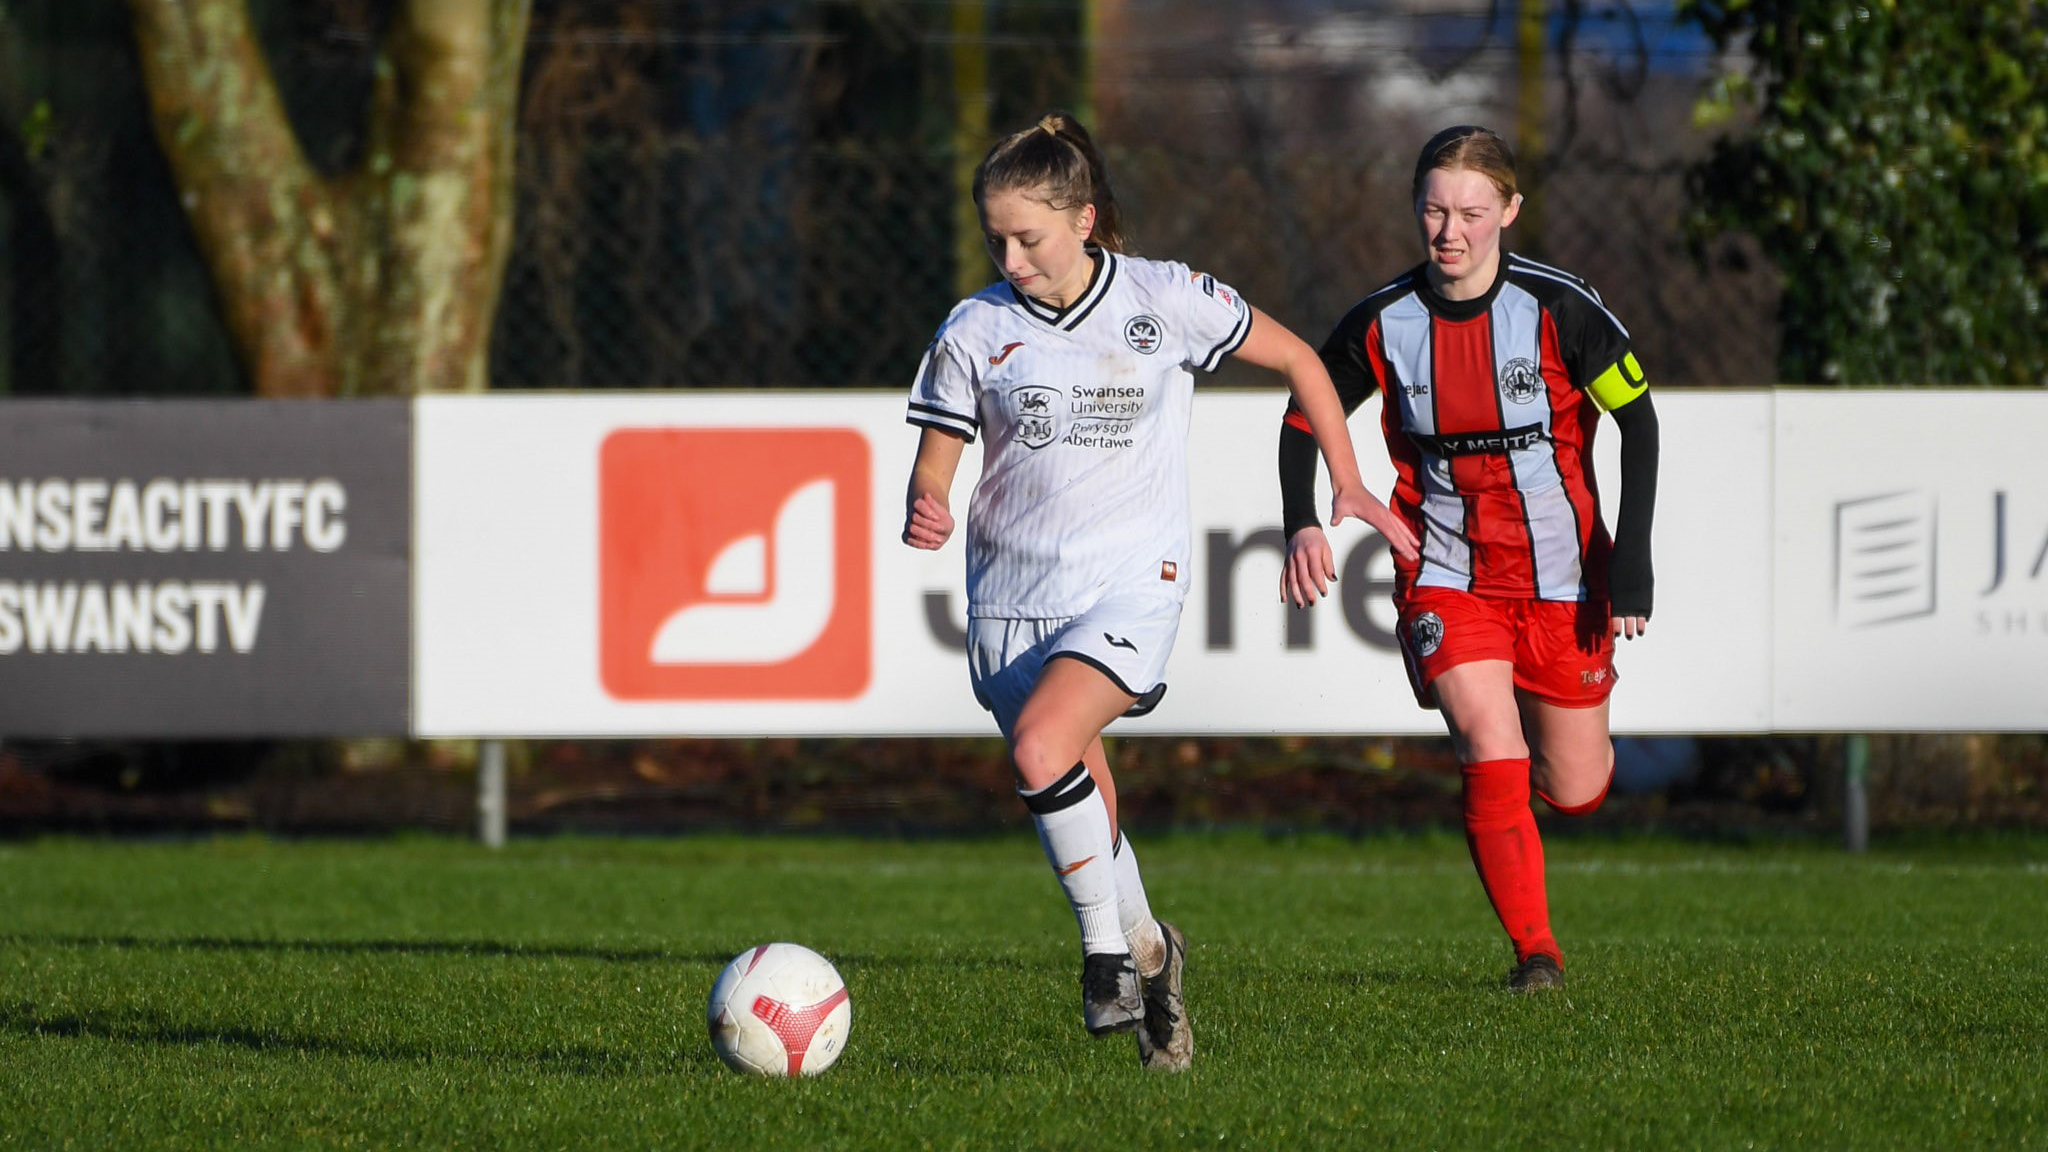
left=0, top=400, right=410, bottom=736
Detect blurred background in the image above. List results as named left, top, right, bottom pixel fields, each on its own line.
left=1, top=0, right=2043, bottom=839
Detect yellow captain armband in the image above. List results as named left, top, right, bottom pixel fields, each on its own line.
left=1586, top=351, right=1649, bottom=412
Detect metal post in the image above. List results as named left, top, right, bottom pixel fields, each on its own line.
left=479, top=738, right=507, bottom=848
left=1844, top=733, right=1869, bottom=853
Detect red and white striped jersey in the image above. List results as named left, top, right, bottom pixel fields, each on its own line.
left=1294, top=253, right=1636, bottom=602
left=908, top=249, right=1252, bottom=618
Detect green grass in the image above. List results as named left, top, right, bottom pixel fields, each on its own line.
left=2, top=832, right=2044, bottom=1150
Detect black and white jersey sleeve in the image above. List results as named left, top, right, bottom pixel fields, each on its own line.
left=906, top=309, right=982, bottom=442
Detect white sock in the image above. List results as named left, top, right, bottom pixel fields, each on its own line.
left=1114, top=832, right=1167, bottom=977
left=1019, top=763, right=1126, bottom=956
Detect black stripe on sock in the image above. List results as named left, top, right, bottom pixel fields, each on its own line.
left=1019, top=762, right=1096, bottom=814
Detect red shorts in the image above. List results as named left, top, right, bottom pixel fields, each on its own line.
left=1396, top=586, right=1617, bottom=709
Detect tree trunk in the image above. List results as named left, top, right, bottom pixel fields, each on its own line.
left=125, top=0, right=531, bottom=396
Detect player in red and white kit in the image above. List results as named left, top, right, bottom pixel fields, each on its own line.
left=904, top=112, right=1417, bottom=1066
left=1278, top=125, right=1659, bottom=991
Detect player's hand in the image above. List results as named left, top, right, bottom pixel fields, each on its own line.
left=1281, top=526, right=1336, bottom=607
left=1612, top=613, right=1649, bottom=641
left=902, top=492, right=954, bottom=550
left=1329, top=485, right=1420, bottom=564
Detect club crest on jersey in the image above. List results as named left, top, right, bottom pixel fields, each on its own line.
left=1012, top=385, right=1060, bottom=449
left=1499, top=358, right=1542, bottom=405
left=1123, top=314, right=1163, bottom=355
left=1407, top=611, right=1445, bottom=657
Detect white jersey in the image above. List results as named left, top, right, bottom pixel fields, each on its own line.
left=908, top=249, right=1253, bottom=618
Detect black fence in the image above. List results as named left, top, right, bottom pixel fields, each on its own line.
left=2, top=2, right=1779, bottom=398
left=493, top=139, right=1779, bottom=392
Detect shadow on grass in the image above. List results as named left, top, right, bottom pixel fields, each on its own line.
left=0, top=932, right=715, bottom=965
left=1, top=935, right=1048, bottom=975
left=0, top=999, right=710, bottom=1076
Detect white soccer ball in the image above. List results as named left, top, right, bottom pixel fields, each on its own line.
left=706, top=942, right=852, bottom=1076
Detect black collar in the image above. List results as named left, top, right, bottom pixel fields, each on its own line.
left=1414, top=252, right=1510, bottom=321
left=1009, top=248, right=1117, bottom=331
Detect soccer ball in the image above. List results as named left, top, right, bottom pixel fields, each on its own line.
left=706, top=942, right=852, bottom=1076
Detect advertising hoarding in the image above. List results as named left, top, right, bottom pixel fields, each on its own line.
left=1772, top=390, right=2048, bottom=730
left=0, top=400, right=411, bottom=736
left=414, top=390, right=1771, bottom=736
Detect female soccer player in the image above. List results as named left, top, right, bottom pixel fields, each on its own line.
left=903, top=111, right=1418, bottom=1067
left=1277, top=125, right=1659, bottom=991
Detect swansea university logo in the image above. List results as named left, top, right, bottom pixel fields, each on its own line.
left=599, top=428, right=871, bottom=700
left=1012, top=385, right=1060, bottom=449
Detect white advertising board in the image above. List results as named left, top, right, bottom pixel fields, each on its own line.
left=1772, top=390, right=2048, bottom=730
left=1592, top=388, right=1775, bottom=732
left=415, top=389, right=1769, bottom=737
left=414, top=393, right=951, bottom=737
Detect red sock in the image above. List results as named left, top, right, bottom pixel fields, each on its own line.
left=1538, top=770, right=1612, bottom=817
left=1462, top=758, right=1560, bottom=964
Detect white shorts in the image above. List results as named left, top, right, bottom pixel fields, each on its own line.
left=966, top=591, right=1184, bottom=737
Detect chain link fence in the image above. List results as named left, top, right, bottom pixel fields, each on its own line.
left=490, top=134, right=1778, bottom=391
left=1, top=3, right=1779, bottom=397
left=495, top=136, right=958, bottom=390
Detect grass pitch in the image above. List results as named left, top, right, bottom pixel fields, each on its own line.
left=2, top=831, right=2043, bottom=1150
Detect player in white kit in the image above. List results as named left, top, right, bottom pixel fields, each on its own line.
left=902, top=112, right=1418, bottom=1070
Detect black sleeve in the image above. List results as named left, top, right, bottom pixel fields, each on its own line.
left=1606, top=390, right=1658, bottom=618
left=1280, top=304, right=1381, bottom=539
left=1548, top=274, right=1631, bottom=388
left=1279, top=424, right=1321, bottom=537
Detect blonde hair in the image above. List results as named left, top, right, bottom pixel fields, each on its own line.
left=972, top=111, right=1127, bottom=252
left=1411, top=125, right=1519, bottom=205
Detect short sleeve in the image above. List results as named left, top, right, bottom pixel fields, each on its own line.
left=1547, top=281, right=1632, bottom=392
left=1316, top=299, right=1383, bottom=412
left=1178, top=268, right=1254, bottom=373
left=906, top=334, right=980, bottom=442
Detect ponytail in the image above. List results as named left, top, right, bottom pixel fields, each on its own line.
left=973, top=111, right=1127, bottom=252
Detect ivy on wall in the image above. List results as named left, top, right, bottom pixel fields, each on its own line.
left=1681, top=0, right=2048, bottom=386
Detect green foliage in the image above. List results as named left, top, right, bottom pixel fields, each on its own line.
left=1680, top=0, right=2048, bottom=385
left=3, top=834, right=2047, bottom=1150
left=19, top=96, right=49, bottom=159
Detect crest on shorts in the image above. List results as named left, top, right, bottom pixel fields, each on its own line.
left=1407, top=611, right=1445, bottom=657
left=1124, top=314, right=1163, bottom=354
left=1499, top=357, right=1542, bottom=404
